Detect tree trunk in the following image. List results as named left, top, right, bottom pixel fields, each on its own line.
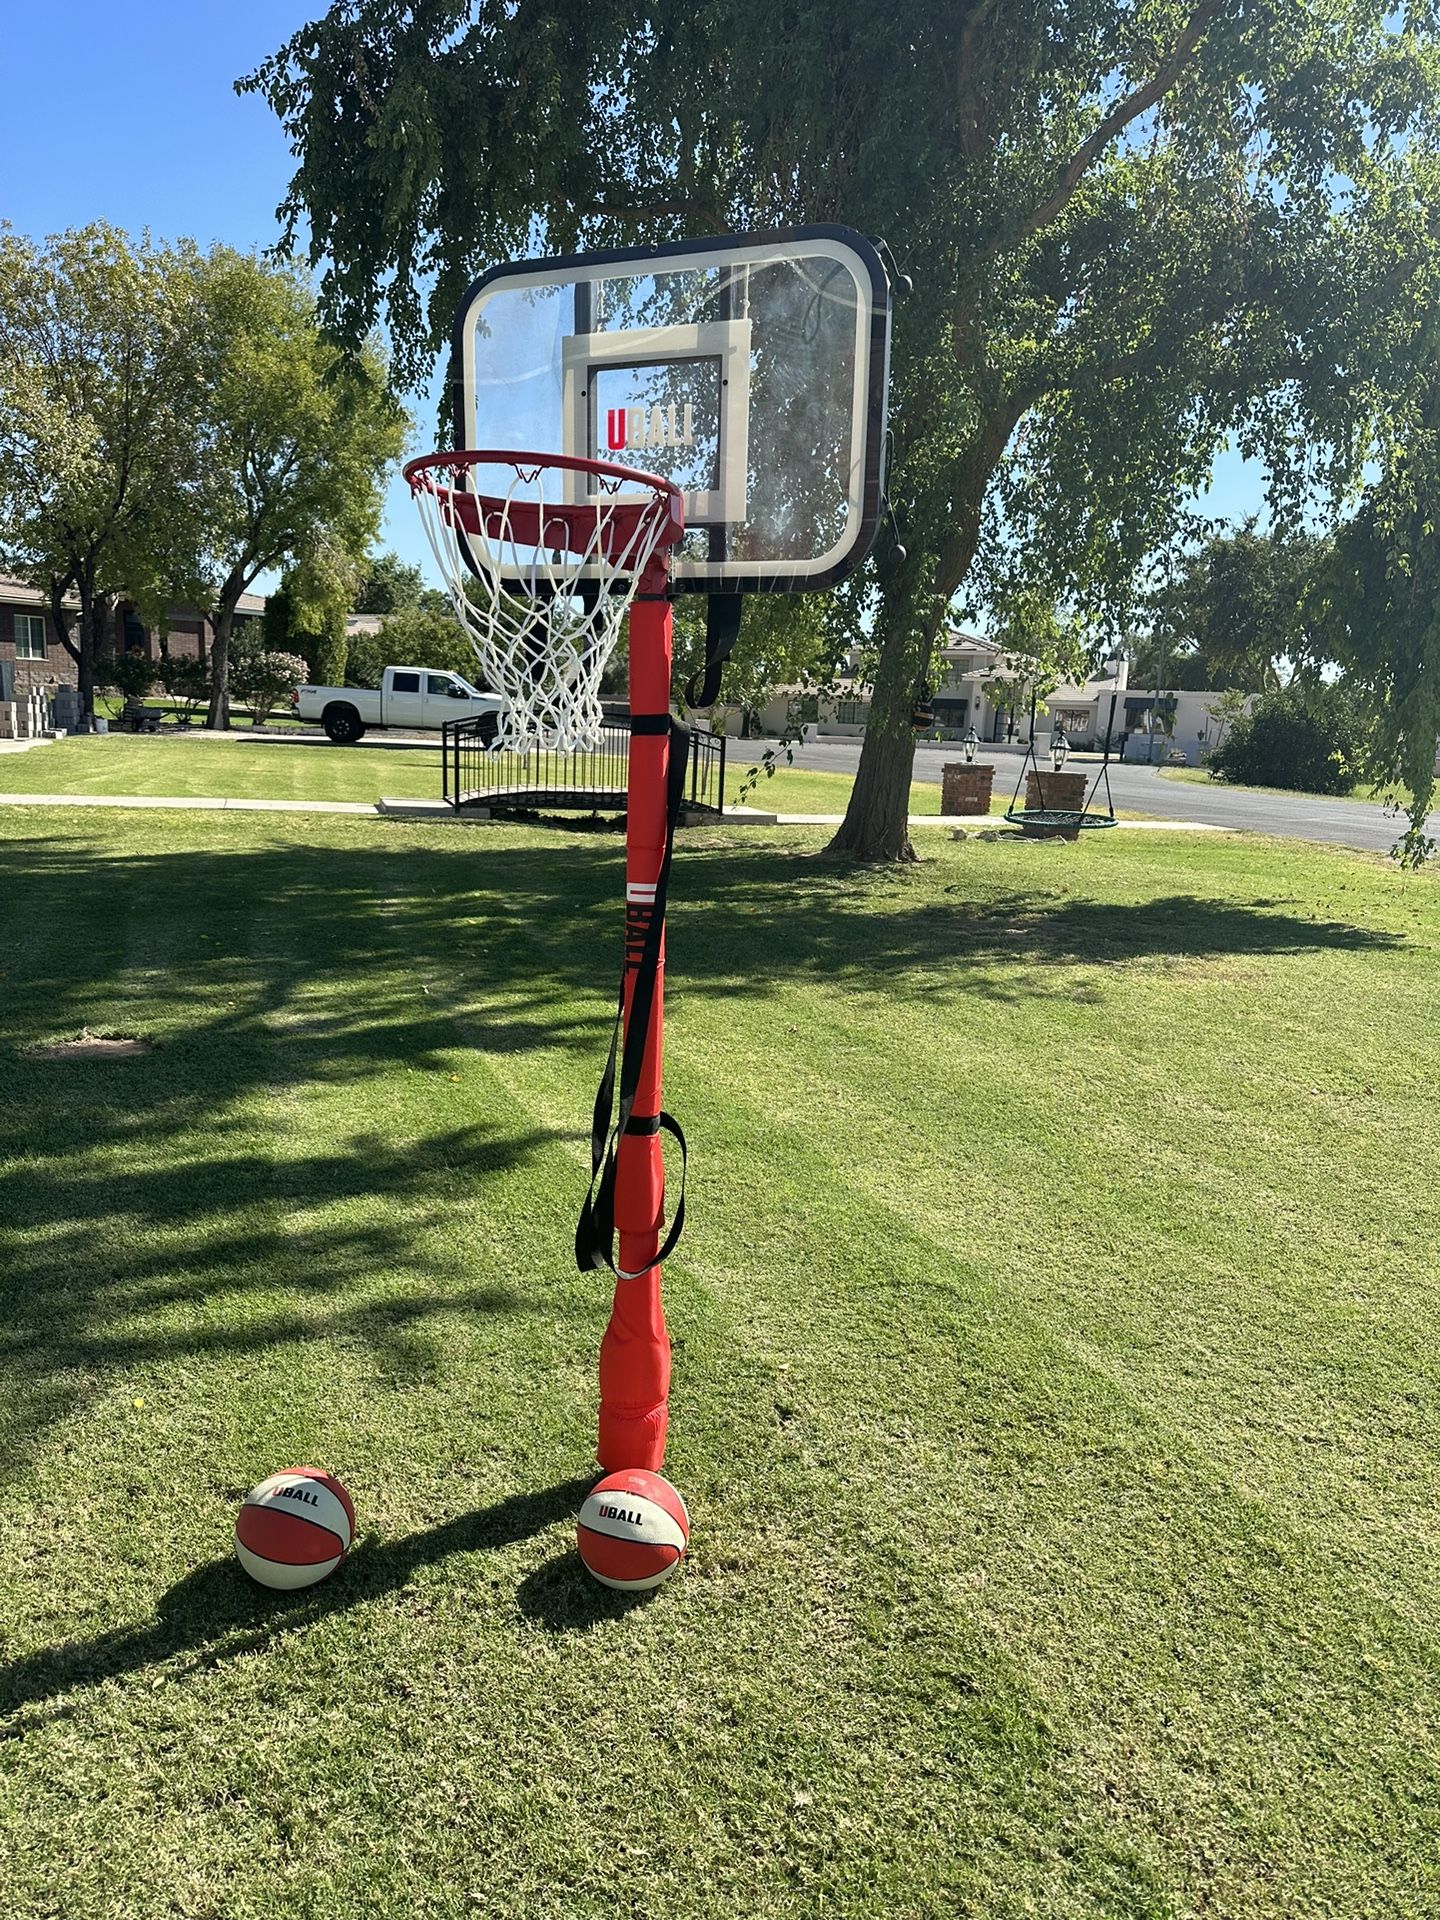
left=826, top=411, right=1015, bottom=860
left=49, top=578, right=80, bottom=674
left=72, top=569, right=102, bottom=730
left=75, top=637, right=96, bottom=728
left=205, top=601, right=237, bottom=730
left=825, top=579, right=928, bottom=860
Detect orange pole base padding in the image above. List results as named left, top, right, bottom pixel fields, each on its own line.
left=596, top=590, right=674, bottom=1473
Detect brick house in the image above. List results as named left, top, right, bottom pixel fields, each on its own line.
left=0, top=575, right=266, bottom=700
left=0, top=579, right=77, bottom=700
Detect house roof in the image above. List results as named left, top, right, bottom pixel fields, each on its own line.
left=0, top=575, right=72, bottom=609
left=0, top=577, right=268, bottom=620
left=935, top=639, right=999, bottom=665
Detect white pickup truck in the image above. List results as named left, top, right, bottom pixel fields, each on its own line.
left=292, top=665, right=505, bottom=745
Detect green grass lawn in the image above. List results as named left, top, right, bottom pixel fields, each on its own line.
left=0, top=736, right=961, bottom=816
left=3, top=810, right=1439, bottom=1917
left=0, top=735, right=447, bottom=803
left=730, top=762, right=948, bottom=814
left=1159, top=766, right=1386, bottom=805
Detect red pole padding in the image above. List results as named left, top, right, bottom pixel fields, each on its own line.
left=597, top=589, right=674, bottom=1471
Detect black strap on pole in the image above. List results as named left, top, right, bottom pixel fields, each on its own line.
left=575, top=717, right=691, bottom=1279
left=684, top=594, right=744, bottom=710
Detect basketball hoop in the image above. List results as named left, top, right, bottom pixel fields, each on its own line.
left=405, top=450, right=684, bottom=753
left=404, top=228, right=894, bottom=1493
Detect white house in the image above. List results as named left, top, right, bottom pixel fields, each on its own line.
left=736, top=627, right=1251, bottom=763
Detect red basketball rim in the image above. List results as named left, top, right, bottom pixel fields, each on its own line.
left=404, top=448, right=685, bottom=557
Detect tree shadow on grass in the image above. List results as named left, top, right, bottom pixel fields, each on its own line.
left=0, top=1111, right=556, bottom=1477
left=3, top=830, right=1407, bottom=1059
left=0, top=827, right=1407, bottom=1470
left=0, top=1476, right=598, bottom=1733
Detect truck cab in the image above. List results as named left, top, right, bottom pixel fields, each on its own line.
left=382, top=668, right=494, bottom=731
left=292, top=665, right=505, bottom=745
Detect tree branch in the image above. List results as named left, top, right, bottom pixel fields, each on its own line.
left=1012, top=0, right=1225, bottom=245
left=955, top=0, right=1000, bottom=159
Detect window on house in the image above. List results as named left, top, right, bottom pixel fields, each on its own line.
left=836, top=700, right=867, bottom=725
left=792, top=694, right=820, bottom=724
left=14, top=613, right=46, bottom=660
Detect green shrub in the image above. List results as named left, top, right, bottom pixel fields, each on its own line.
left=345, top=602, right=477, bottom=688
left=1208, top=684, right=1369, bottom=795
left=96, top=654, right=157, bottom=705
left=158, top=654, right=208, bottom=725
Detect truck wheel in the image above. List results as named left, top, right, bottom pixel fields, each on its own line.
left=478, top=711, right=500, bottom=750
left=323, top=704, right=365, bottom=744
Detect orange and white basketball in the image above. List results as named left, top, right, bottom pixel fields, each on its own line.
left=234, top=1467, right=355, bottom=1591
left=577, top=1468, right=689, bottom=1591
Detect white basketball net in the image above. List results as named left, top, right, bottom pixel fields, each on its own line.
left=409, top=456, right=680, bottom=754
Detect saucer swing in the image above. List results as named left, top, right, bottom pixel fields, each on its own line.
left=1004, top=690, right=1120, bottom=840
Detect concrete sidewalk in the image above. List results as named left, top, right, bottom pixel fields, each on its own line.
left=0, top=791, right=374, bottom=815
left=0, top=789, right=1232, bottom=833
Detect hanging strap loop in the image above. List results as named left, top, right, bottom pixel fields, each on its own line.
left=575, top=718, right=691, bottom=1278
left=683, top=593, right=744, bottom=711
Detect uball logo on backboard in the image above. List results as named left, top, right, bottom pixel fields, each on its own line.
left=607, top=404, right=695, bottom=453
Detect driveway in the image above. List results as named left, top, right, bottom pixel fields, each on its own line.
left=726, top=737, right=1430, bottom=857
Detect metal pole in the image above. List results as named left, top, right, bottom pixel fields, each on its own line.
left=1150, top=547, right=1172, bottom=765
left=597, top=585, right=673, bottom=1472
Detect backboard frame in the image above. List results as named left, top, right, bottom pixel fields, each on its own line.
left=449, top=224, right=892, bottom=596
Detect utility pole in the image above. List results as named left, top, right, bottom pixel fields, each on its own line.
left=1149, top=543, right=1174, bottom=765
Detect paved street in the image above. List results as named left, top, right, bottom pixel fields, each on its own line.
left=726, top=736, right=1432, bottom=857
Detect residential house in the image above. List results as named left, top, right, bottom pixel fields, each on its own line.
left=733, top=627, right=1249, bottom=763
left=0, top=575, right=267, bottom=703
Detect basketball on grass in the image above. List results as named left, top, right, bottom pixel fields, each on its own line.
left=234, top=1467, right=355, bottom=1591
left=577, top=1469, right=689, bottom=1591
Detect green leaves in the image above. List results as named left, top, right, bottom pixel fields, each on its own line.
left=1304, top=409, right=1440, bottom=862
left=191, top=248, right=409, bottom=609
left=0, top=227, right=410, bottom=725
left=0, top=223, right=207, bottom=621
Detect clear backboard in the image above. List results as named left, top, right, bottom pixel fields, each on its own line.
left=450, top=225, right=892, bottom=595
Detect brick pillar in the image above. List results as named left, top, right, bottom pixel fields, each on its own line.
left=940, top=763, right=996, bottom=815
left=1024, top=770, right=1088, bottom=813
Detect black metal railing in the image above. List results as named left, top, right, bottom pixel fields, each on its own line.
left=442, top=715, right=726, bottom=817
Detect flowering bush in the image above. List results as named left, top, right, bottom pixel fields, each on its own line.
left=230, top=646, right=308, bottom=727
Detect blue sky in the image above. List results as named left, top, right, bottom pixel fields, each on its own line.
left=4, top=2, right=1264, bottom=589
left=4, top=3, right=444, bottom=580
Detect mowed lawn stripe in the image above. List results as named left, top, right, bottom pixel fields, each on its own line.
left=650, top=838, right=1440, bottom=1912
left=2, top=808, right=1439, bottom=1919
left=0, top=734, right=954, bottom=818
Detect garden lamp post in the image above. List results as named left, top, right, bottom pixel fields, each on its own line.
left=1051, top=727, right=1070, bottom=771
left=962, top=725, right=980, bottom=764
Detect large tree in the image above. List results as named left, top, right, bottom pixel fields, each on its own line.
left=354, top=548, right=426, bottom=615
left=246, top=1, right=1440, bottom=854
left=1132, top=524, right=1323, bottom=693
left=1305, top=369, right=1440, bottom=868
left=190, top=250, right=408, bottom=728
left=0, top=224, right=204, bottom=721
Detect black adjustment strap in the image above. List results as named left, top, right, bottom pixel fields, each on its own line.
left=684, top=594, right=744, bottom=709
left=629, top=713, right=673, bottom=735
left=575, top=718, right=692, bottom=1280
